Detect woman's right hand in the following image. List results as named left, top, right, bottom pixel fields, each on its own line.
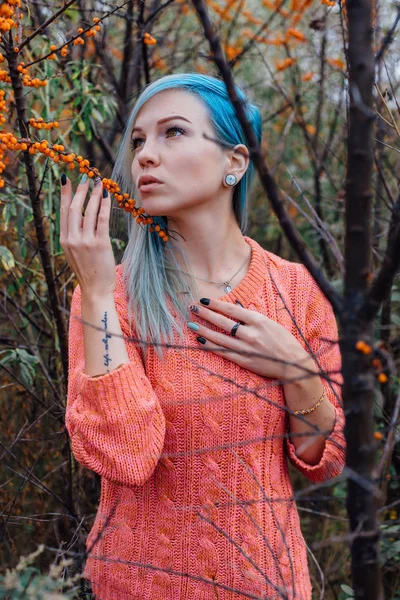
left=60, top=174, right=116, bottom=299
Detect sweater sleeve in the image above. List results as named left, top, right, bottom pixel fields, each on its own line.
left=286, top=268, right=346, bottom=483
left=65, top=276, right=166, bottom=488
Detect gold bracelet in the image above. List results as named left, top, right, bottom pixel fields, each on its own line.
left=294, top=390, right=326, bottom=416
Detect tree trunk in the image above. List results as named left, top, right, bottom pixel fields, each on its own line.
left=340, top=1, right=383, bottom=598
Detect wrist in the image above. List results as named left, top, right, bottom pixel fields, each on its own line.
left=283, top=351, right=319, bottom=386
left=81, top=290, right=115, bottom=305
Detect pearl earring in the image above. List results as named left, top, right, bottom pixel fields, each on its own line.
left=224, top=174, right=237, bottom=186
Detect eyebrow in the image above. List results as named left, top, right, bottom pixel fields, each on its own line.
left=131, top=115, right=192, bottom=134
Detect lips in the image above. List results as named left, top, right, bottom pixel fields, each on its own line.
left=139, top=182, right=163, bottom=193
left=138, top=175, right=163, bottom=189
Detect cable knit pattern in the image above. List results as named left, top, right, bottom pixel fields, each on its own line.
left=65, top=236, right=346, bottom=600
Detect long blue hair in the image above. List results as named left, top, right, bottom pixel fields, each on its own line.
left=110, top=73, right=262, bottom=360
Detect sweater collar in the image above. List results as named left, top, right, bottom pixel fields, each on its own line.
left=218, top=236, right=267, bottom=306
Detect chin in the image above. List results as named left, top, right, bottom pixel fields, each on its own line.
left=139, top=197, right=179, bottom=218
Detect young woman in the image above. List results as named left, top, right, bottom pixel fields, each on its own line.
left=63, top=73, right=346, bottom=600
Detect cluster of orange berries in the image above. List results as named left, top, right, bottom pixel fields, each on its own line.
left=0, top=132, right=169, bottom=241
left=223, top=44, right=242, bottom=61
left=0, top=0, right=21, bottom=34
left=28, top=117, right=59, bottom=130
left=22, top=75, right=47, bottom=87
left=15, top=61, right=48, bottom=87
left=276, top=57, right=297, bottom=72
left=144, top=32, right=157, bottom=45
left=0, top=68, right=11, bottom=83
left=0, top=89, right=7, bottom=124
left=327, top=57, right=346, bottom=70
left=286, top=28, right=306, bottom=42
left=355, top=340, right=388, bottom=383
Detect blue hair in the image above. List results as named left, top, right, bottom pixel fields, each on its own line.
left=110, top=73, right=262, bottom=361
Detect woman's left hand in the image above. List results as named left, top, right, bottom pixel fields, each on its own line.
left=188, top=298, right=313, bottom=381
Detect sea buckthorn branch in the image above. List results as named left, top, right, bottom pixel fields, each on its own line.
left=5, top=45, right=69, bottom=387
left=355, top=339, right=393, bottom=385
left=0, top=130, right=170, bottom=241
left=18, top=0, right=132, bottom=68
left=1, top=7, right=169, bottom=242
left=11, top=0, right=77, bottom=54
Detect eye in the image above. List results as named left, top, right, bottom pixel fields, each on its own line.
left=130, top=125, right=186, bottom=152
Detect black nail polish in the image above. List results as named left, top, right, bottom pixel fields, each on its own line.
left=199, top=298, right=210, bottom=306
left=102, top=188, right=108, bottom=198
left=190, top=305, right=200, bottom=313
left=61, top=173, right=67, bottom=186
left=197, top=336, right=206, bottom=344
left=235, top=299, right=244, bottom=307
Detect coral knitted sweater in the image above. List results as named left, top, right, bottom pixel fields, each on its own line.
left=65, top=236, right=346, bottom=600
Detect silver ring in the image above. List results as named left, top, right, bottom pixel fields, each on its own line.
left=231, top=322, right=241, bottom=337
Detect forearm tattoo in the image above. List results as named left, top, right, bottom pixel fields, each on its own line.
left=101, top=312, right=112, bottom=372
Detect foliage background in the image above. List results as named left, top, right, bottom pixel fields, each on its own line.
left=0, top=0, right=399, bottom=598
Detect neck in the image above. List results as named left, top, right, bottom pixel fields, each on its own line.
left=165, top=214, right=250, bottom=283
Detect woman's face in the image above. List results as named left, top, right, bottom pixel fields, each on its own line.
left=130, top=89, right=238, bottom=219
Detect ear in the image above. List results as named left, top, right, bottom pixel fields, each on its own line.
left=226, top=144, right=250, bottom=183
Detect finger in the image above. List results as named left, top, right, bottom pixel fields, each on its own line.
left=68, top=175, right=91, bottom=238
left=82, top=177, right=104, bottom=234
left=190, top=304, right=251, bottom=341
left=198, top=298, right=259, bottom=325
left=191, top=304, right=238, bottom=334
left=195, top=336, right=246, bottom=365
left=60, top=174, right=73, bottom=240
left=188, top=321, right=242, bottom=350
left=95, top=187, right=112, bottom=237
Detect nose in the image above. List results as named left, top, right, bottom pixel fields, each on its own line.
left=137, top=139, right=160, bottom=168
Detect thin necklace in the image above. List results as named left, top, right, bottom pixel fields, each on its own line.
left=170, top=247, right=251, bottom=294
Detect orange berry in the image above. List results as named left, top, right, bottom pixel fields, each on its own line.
left=378, top=373, right=388, bottom=383
left=374, top=431, right=383, bottom=441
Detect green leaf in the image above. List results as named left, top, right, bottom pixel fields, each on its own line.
left=0, top=349, right=16, bottom=365
left=1, top=201, right=16, bottom=231
left=19, top=363, right=34, bottom=388
left=16, top=348, right=40, bottom=366
left=0, top=246, right=15, bottom=271
left=77, top=118, right=86, bottom=133
left=91, top=107, right=104, bottom=123
left=340, top=584, right=355, bottom=596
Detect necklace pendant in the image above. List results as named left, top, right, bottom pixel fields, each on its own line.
left=224, top=283, right=232, bottom=293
